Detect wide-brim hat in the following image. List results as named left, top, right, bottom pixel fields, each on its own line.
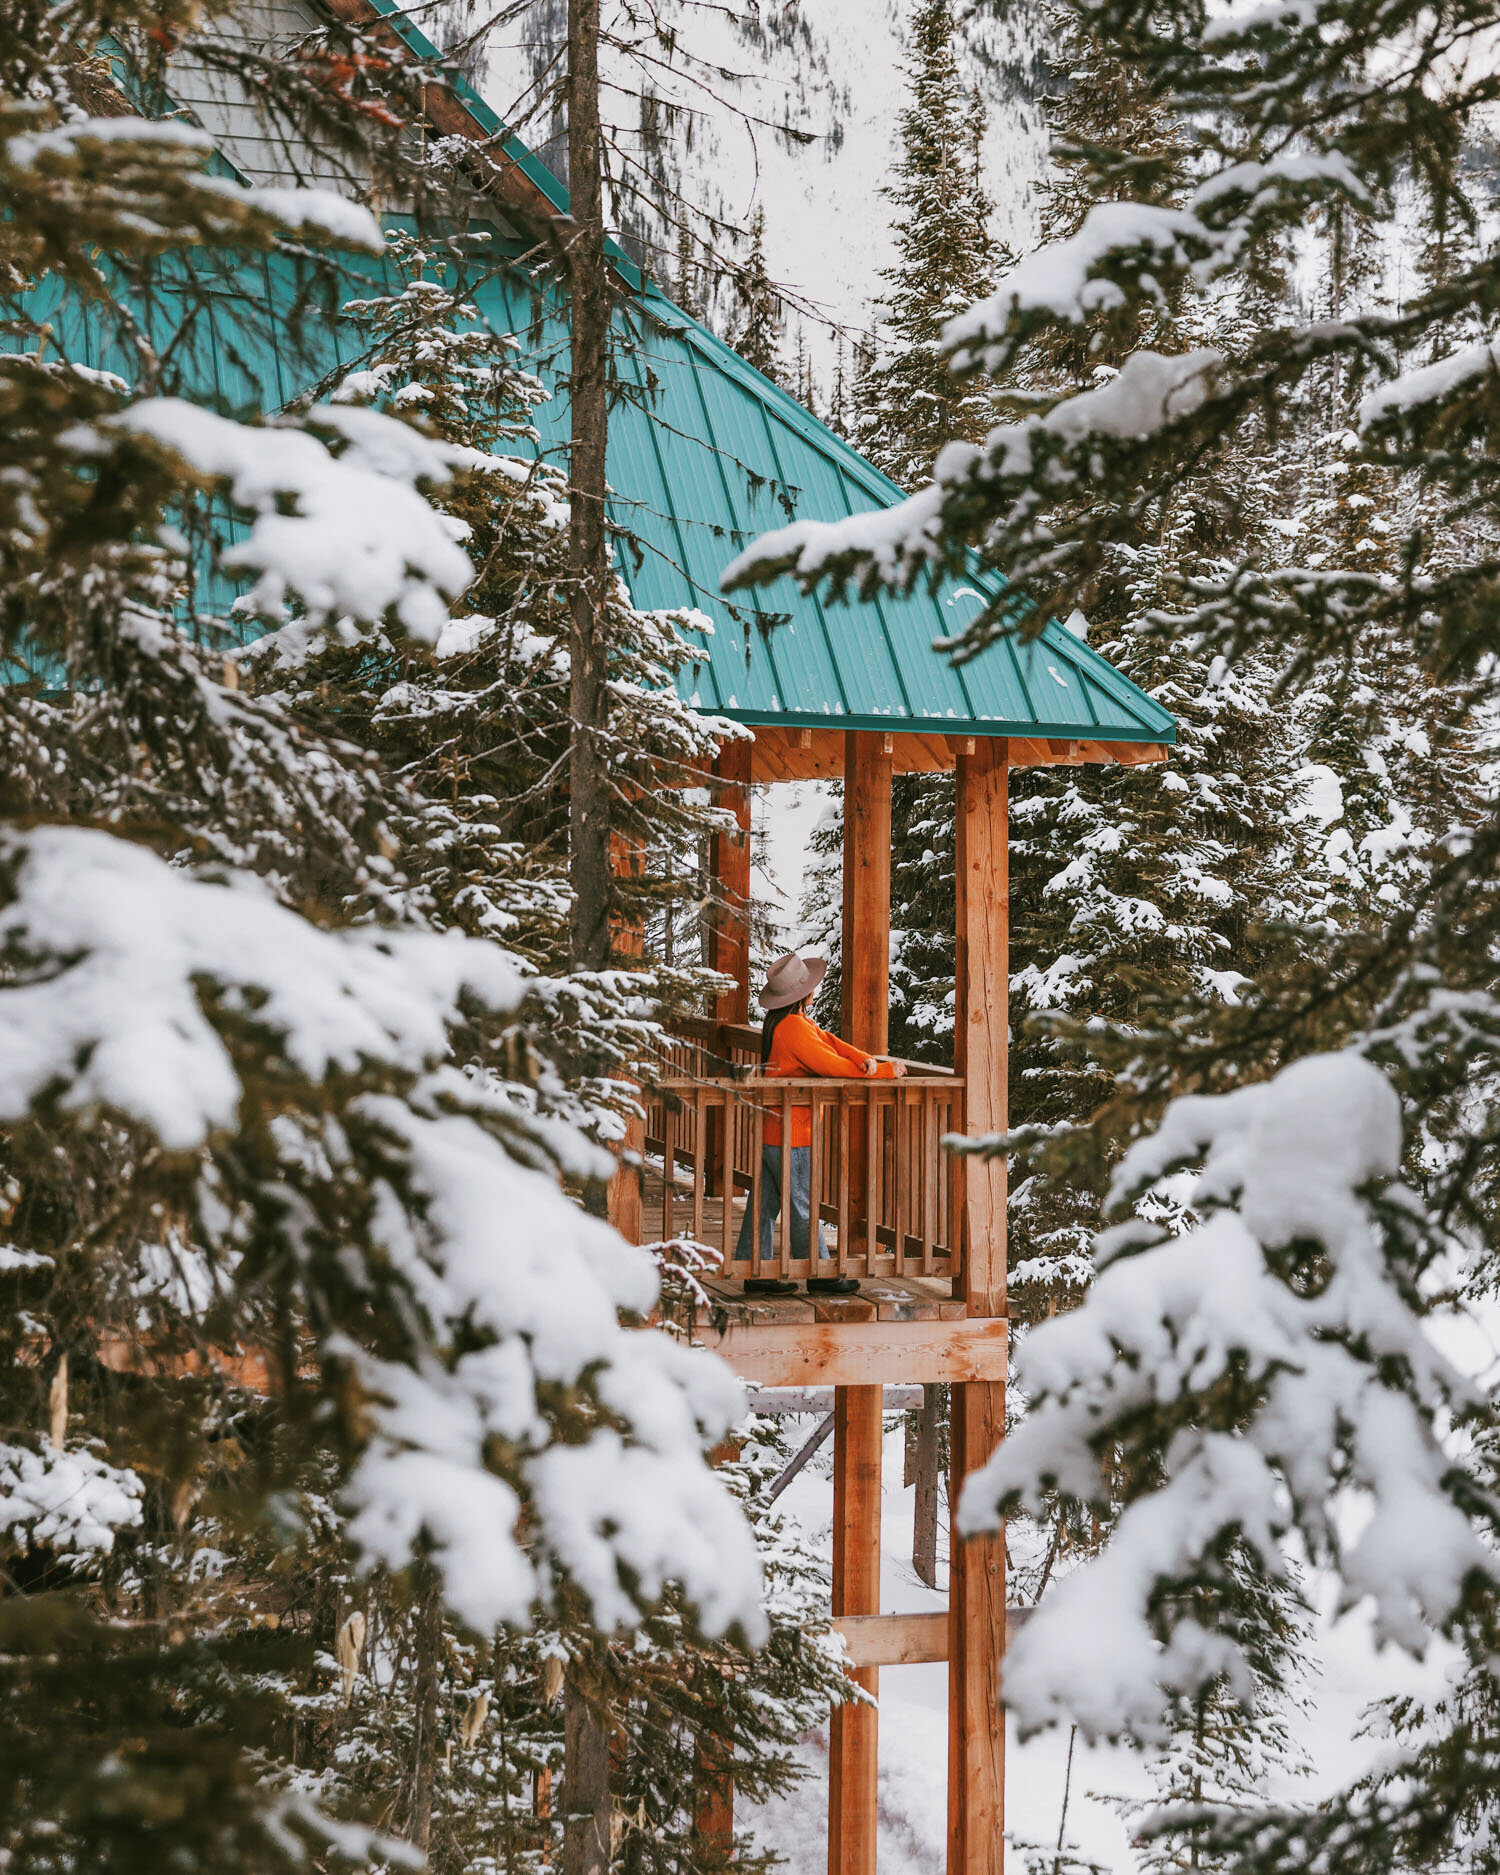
left=758, top=952, right=828, bottom=1011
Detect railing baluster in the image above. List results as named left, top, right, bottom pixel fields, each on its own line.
left=865, top=1084, right=878, bottom=1273
left=922, top=1087, right=937, bottom=1272
left=749, top=1096, right=764, bottom=1282
left=778, top=1085, right=793, bottom=1279
left=838, top=1087, right=852, bottom=1279
left=719, top=1090, right=734, bottom=1276
left=894, top=1087, right=908, bottom=1278
left=692, top=1089, right=706, bottom=1246
left=807, top=1086, right=823, bottom=1278
left=663, top=1099, right=674, bottom=1243
left=951, top=1080, right=966, bottom=1297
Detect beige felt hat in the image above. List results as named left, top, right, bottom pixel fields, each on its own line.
left=758, top=952, right=828, bottom=1011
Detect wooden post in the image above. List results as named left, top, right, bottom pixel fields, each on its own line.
left=711, top=737, right=754, bottom=1024
left=841, top=731, right=892, bottom=1228
left=948, top=739, right=1008, bottom=1875
left=828, top=1384, right=882, bottom=1875
left=829, top=730, right=891, bottom=1875
left=708, top=738, right=753, bottom=1198
left=912, top=1382, right=942, bottom=1589
left=840, top=732, right=891, bottom=1055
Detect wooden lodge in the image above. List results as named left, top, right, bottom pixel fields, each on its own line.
left=60, top=5, right=1180, bottom=1869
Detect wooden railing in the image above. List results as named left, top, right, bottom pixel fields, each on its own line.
left=643, top=1023, right=964, bottom=1285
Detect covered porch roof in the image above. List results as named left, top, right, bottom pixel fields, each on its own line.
left=317, top=0, right=1181, bottom=772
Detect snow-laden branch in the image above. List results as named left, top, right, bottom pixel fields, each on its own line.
left=0, top=1441, right=144, bottom=1556
left=723, top=350, right=1224, bottom=601
left=946, top=155, right=1369, bottom=374
left=0, top=823, right=765, bottom=1639
left=1359, top=334, right=1500, bottom=429
left=7, top=111, right=383, bottom=252
left=0, top=825, right=522, bottom=1150
left=958, top=1053, right=1499, bottom=1742
left=339, top=1096, right=760, bottom=1636
left=112, top=401, right=490, bottom=641
left=722, top=147, right=1367, bottom=620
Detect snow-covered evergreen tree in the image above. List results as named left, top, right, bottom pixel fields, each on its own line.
left=1126, top=1555, right=1311, bottom=1872
left=854, top=0, right=1001, bottom=490
left=0, top=10, right=768, bottom=1868
left=731, top=206, right=784, bottom=384
left=251, top=236, right=746, bottom=1128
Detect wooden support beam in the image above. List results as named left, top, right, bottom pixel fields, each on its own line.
left=829, top=1385, right=881, bottom=1875
left=831, top=1607, right=1032, bottom=1668
left=711, top=739, right=753, bottom=1024
left=912, top=1382, right=942, bottom=1589
left=745, top=724, right=1169, bottom=783
left=707, top=739, right=753, bottom=1200
left=831, top=732, right=890, bottom=1875
left=954, top=741, right=1008, bottom=1312
left=702, top=1317, right=1008, bottom=1388
left=840, top=731, right=892, bottom=1055
left=949, top=739, right=1009, bottom=1875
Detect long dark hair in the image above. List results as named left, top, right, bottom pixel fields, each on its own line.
left=760, top=996, right=808, bottom=1064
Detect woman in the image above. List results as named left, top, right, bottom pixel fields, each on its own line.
left=736, top=952, right=905, bottom=1296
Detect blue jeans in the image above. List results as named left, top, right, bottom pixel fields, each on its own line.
left=736, top=1145, right=827, bottom=1264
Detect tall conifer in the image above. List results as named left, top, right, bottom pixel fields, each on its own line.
left=854, top=0, right=1000, bottom=489
left=731, top=207, right=783, bottom=384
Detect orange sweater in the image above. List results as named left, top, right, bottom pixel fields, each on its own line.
left=760, top=1011, right=897, bottom=1147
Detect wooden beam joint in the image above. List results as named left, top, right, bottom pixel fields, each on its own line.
left=831, top=1608, right=1031, bottom=1668
left=700, top=1317, right=1009, bottom=1388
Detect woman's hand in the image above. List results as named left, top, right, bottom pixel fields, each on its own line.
left=861, top=1057, right=877, bottom=1076
left=893, top=1061, right=907, bottom=1078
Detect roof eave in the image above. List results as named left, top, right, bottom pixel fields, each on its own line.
left=719, top=707, right=1177, bottom=745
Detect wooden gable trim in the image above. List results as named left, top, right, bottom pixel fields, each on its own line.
left=313, top=0, right=584, bottom=252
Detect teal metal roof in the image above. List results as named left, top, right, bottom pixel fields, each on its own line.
left=324, top=2, right=1177, bottom=749
left=57, top=4, right=1176, bottom=749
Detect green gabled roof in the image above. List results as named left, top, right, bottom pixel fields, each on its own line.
left=353, top=1, right=1178, bottom=750
left=62, top=1, right=1174, bottom=748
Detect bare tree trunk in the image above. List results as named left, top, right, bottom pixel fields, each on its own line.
left=562, top=1664, right=611, bottom=1875
left=566, top=0, right=612, bottom=974
left=410, top=1572, right=442, bottom=1853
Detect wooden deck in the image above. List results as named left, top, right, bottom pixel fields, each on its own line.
left=695, top=1272, right=965, bottom=1327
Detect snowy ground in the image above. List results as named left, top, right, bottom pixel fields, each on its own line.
left=740, top=1419, right=1464, bottom=1875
